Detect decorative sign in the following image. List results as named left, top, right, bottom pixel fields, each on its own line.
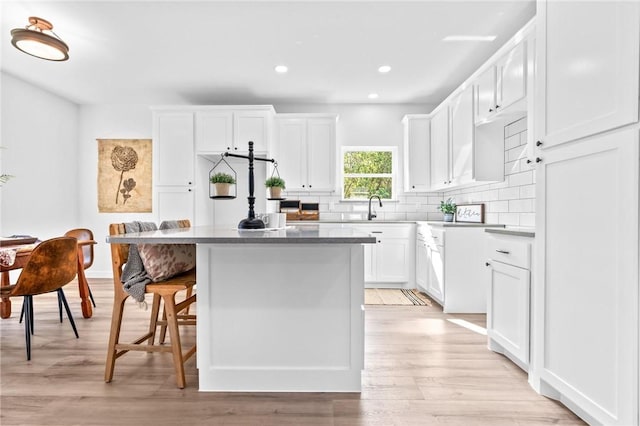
left=97, top=139, right=152, bottom=213
left=455, top=204, right=485, bottom=223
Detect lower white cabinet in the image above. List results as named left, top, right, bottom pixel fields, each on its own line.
left=419, top=223, right=491, bottom=313
left=354, top=224, right=415, bottom=288
left=155, top=186, right=195, bottom=224
left=485, top=232, right=532, bottom=371
left=415, top=226, right=428, bottom=292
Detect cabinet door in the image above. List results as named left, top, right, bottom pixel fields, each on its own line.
left=155, top=186, right=194, bottom=224
left=195, top=111, right=233, bottom=152
left=429, top=107, right=450, bottom=190
left=474, top=66, right=496, bottom=123
left=375, top=237, right=409, bottom=282
left=276, top=119, right=306, bottom=191
left=535, top=129, right=638, bottom=425
left=403, top=116, right=430, bottom=192
left=234, top=111, right=270, bottom=152
left=154, top=112, right=194, bottom=186
left=535, top=1, right=639, bottom=148
left=306, top=118, right=336, bottom=191
left=415, top=239, right=428, bottom=292
left=487, top=261, right=530, bottom=366
left=450, top=86, right=474, bottom=185
left=363, top=242, right=375, bottom=282
left=496, top=42, right=526, bottom=111
left=426, top=245, right=444, bottom=304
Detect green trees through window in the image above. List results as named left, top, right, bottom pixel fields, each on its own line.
left=343, top=150, right=394, bottom=199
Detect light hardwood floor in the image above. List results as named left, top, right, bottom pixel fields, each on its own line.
left=0, top=279, right=583, bottom=425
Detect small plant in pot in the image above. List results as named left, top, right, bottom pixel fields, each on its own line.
left=438, top=198, right=457, bottom=222
left=265, top=176, right=286, bottom=199
left=210, top=172, right=236, bottom=197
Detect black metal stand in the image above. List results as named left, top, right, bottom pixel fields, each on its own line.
left=224, top=141, right=275, bottom=229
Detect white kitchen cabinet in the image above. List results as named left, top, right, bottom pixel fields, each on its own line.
left=535, top=1, right=639, bottom=149
left=355, top=224, right=415, bottom=288
left=429, top=106, right=450, bottom=191
left=153, top=111, right=195, bottom=187
left=275, top=114, right=337, bottom=192
left=152, top=110, right=195, bottom=222
left=485, top=233, right=532, bottom=371
left=154, top=186, right=194, bottom=224
left=533, top=129, right=639, bottom=426
left=195, top=107, right=274, bottom=153
left=402, top=115, right=430, bottom=192
left=475, top=42, right=527, bottom=124
left=415, top=224, right=428, bottom=293
left=450, top=86, right=474, bottom=185
left=532, top=3, right=640, bottom=424
left=422, top=224, right=490, bottom=313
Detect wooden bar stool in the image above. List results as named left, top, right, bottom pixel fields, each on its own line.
left=105, top=221, right=196, bottom=389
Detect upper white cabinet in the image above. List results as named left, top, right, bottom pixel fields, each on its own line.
left=475, top=42, right=526, bottom=124
left=450, top=86, right=474, bottom=185
left=275, top=114, right=337, bottom=192
left=402, top=115, right=430, bottom=192
left=153, top=111, right=195, bottom=187
left=195, top=106, right=274, bottom=153
left=535, top=1, right=639, bottom=148
left=429, top=106, right=450, bottom=191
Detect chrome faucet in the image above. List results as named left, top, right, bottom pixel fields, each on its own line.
left=368, top=195, right=382, bottom=220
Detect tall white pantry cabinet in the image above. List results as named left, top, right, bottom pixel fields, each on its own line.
left=532, top=2, right=639, bottom=425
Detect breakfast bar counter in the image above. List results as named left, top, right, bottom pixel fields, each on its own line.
left=107, top=224, right=375, bottom=392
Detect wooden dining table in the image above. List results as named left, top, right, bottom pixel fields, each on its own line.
left=0, top=239, right=96, bottom=319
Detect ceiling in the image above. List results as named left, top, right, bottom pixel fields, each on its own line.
left=1, top=1, right=535, bottom=107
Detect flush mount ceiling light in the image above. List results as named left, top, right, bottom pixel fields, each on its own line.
left=11, top=17, right=69, bottom=61
left=378, top=65, right=391, bottom=73
left=368, top=93, right=379, bottom=99
left=274, top=65, right=288, bottom=73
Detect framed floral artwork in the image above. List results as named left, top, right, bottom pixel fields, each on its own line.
left=97, top=139, right=152, bottom=213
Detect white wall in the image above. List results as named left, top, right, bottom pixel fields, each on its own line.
left=77, top=104, right=154, bottom=276
left=1, top=72, right=80, bottom=239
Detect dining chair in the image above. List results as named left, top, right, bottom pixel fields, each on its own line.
left=105, top=221, right=196, bottom=389
left=0, top=237, right=79, bottom=360
left=64, top=228, right=96, bottom=307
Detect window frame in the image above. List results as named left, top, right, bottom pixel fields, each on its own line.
left=340, top=146, right=398, bottom=201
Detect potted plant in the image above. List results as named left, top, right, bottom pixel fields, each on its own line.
left=209, top=172, right=236, bottom=197
left=438, top=197, right=457, bottom=222
left=265, top=176, right=285, bottom=199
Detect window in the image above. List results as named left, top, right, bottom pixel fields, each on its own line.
left=342, top=147, right=396, bottom=200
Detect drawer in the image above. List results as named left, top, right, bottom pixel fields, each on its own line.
left=354, top=224, right=414, bottom=239
left=426, top=227, right=445, bottom=248
left=487, top=234, right=531, bottom=269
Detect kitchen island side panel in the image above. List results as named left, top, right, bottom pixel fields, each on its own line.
left=196, top=243, right=365, bottom=392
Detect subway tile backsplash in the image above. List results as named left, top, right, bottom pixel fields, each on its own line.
left=283, top=116, right=534, bottom=225
left=443, top=116, right=535, bottom=227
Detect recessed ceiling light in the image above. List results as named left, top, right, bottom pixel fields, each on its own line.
left=378, top=65, right=391, bottom=73
left=274, top=65, right=288, bottom=73
left=368, top=93, right=379, bottom=99
left=442, top=35, right=497, bottom=42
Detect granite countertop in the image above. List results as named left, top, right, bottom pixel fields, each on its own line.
left=485, top=227, right=535, bottom=238
left=106, top=224, right=376, bottom=245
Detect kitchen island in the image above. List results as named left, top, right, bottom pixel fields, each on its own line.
left=107, top=224, right=375, bottom=392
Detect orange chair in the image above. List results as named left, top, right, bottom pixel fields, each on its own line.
left=1, top=237, right=79, bottom=360
left=64, top=228, right=97, bottom=307
left=105, top=221, right=196, bottom=388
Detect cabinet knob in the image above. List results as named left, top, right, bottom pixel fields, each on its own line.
left=489, top=108, right=493, bottom=112
left=309, top=185, right=312, bottom=188
left=302, top=185, right=305, bottom=188
left=485, top=262, right=490, bottom=267
left=188, top=181, right=192, bottom=185
left=495, top=105, right=500, bottom=109
left=227, top=147, right=231, bottom=150
left=443, top=181, right=447, bottom=184
left=448, top=180, right=452, bottom=184
left=536, top=140, right=543, bottom=147
left=378, top=240, right=381, bottom=243
left=526, top=159, right=532, bottom=164
left=234, top=147, right=238, bottom=150
left=412, top=185, right=415, bottom=189
left=536, top=157, right=543, bottom=163
left=188, top=188, right=192, bottom=192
